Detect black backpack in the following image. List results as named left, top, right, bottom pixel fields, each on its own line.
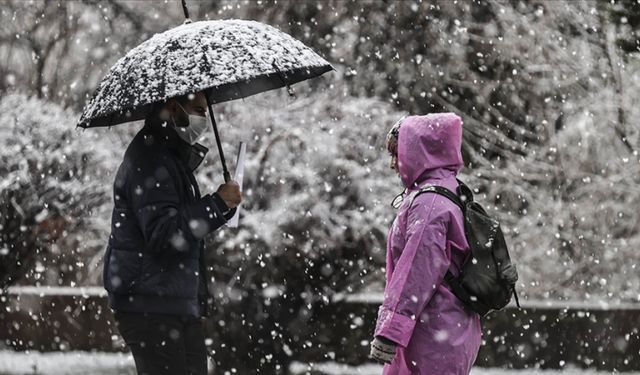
left=412, top=180, right=520, bottom=316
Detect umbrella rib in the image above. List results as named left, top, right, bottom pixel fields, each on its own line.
left=272, top=60, right=295, bottom=97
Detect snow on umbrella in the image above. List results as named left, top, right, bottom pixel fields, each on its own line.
left=77, top=17, right=332, bottom=180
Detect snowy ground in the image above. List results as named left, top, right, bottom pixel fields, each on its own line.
left=0, top=351, right=638, bottom=375
left=0, top=351, right=134, bottom=375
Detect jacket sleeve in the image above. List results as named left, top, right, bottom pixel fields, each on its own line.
left=223, top=207, right=237, bottom=221
left=374, top=198, right=450, bottom=347
left=129, top=157, right=228, bottom=256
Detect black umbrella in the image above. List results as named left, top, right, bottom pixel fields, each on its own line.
left=78, top=3, right=332, bottom=181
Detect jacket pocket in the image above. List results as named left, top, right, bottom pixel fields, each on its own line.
left=137, top=254, right=199, bottom=298
left=104, top=248, right=142, bottom=294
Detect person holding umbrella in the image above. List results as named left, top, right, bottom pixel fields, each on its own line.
left=104, top=90, right=241, bottom=374
left=78, top=8, right=332, bottom=373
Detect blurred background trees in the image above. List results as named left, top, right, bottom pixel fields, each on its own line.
left=0, top=94, right=122, bottom=288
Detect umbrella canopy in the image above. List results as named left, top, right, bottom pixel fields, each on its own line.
left=77, top=19, right=332, bottom=128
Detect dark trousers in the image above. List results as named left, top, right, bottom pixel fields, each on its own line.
left=114, top=311, right=207, bottom=375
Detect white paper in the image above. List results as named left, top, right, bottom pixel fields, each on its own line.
left=227, top=142, right=246, bottom=228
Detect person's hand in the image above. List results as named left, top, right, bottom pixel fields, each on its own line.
left=216, top=180, right=242, bottom=209
left=369, top=336, right=397, bottom=364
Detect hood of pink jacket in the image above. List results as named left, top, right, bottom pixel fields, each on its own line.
left=397, top=113, right=464, bottom=188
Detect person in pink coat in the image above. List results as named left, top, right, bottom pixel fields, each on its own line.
left=370, top=113, right=482, bottom=374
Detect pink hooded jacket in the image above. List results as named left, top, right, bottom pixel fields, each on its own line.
left=374, top=113, right=481, bottom=375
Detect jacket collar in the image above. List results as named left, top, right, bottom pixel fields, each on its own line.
left=141, top=119, right=209, bottom=172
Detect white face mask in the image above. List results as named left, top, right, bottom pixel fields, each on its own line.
left=172, top=102, right=209, bottom=145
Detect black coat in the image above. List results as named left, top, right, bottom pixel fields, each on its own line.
left=103, top=121, right=233, bottom=317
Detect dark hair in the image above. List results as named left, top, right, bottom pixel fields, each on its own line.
left=386, top=116, right=405, bottom=155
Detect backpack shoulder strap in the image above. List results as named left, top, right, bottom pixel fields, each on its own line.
left=412, top=185, right=464, bottom=212
left=456, top=179, right=474, bottom=204
left=413, top=184, right=467, bottom=297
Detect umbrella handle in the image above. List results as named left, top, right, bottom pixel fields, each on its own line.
left=205, top=94, right=231, bottom=183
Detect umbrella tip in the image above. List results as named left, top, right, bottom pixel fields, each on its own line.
left=181, top=0, right=192, bottom=24
left=286, top=86, right=295, bottom=97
